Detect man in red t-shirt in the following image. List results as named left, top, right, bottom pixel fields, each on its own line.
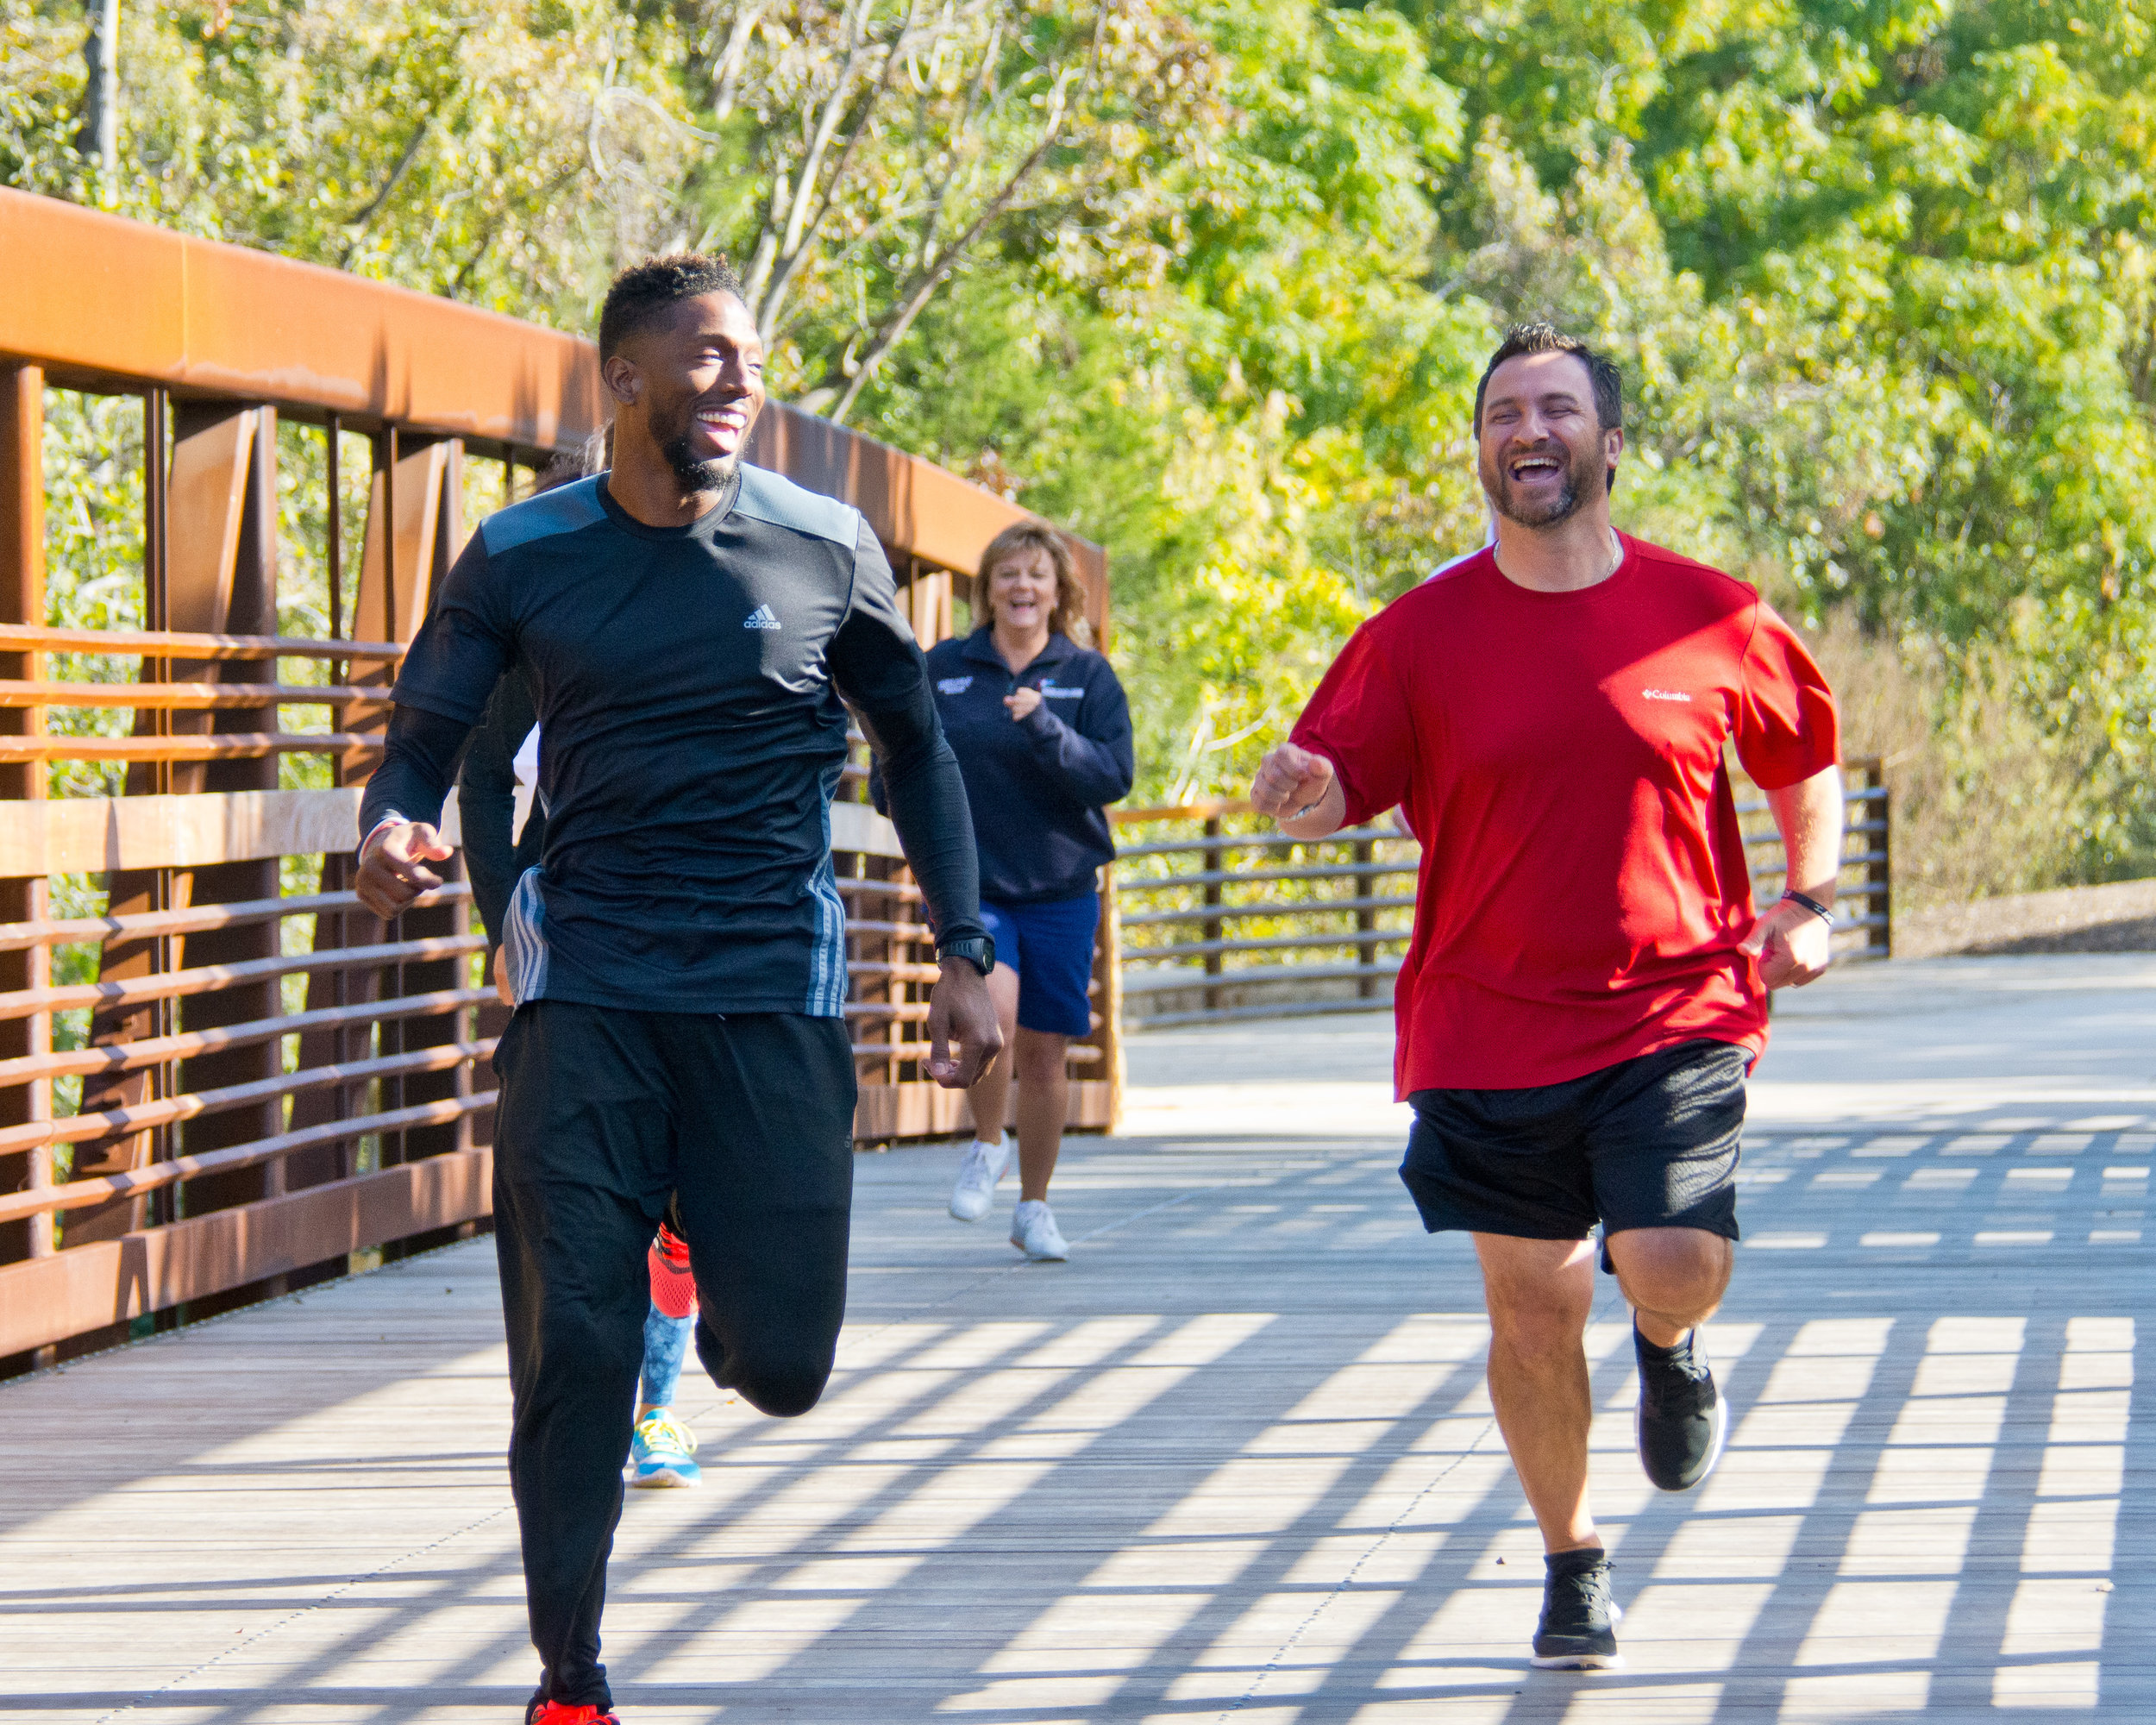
left=1251, top=323, right=1842, bottom=1671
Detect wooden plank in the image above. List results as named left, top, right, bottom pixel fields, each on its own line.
left=0, top=1145, right=491, bottom=1356
left=3, top=959, right=2150, bottom=1721
left=0, top=786, right=468, bottom=877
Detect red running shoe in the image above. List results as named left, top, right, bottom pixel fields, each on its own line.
left=649, top=1221, right=697, bottom=1320
left=526, top=1703, right=617, bottom=1725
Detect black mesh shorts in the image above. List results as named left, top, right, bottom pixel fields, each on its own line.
left=1400, top=1038, right=1746, bottom=1252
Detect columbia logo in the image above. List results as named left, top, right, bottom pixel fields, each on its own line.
left=743, top=604, right=781, bottom=630
left=1642, top=687, right=1691, bottom=702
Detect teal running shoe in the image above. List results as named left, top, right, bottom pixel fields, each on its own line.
left=628, top=1408, right=700, bottom=1489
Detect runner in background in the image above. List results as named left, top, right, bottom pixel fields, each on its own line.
left=1252, top=322, right=1842, bottom=1671
left=459, top=451, right=705, bottom=1490
left=890, top=524, right=1132, bottom=1260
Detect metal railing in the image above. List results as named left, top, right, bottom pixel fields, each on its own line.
left=1112, top=758, right=1891, bottom=1027
left=0, top=189, right=1114, bottom=1372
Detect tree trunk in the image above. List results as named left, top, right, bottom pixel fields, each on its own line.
left=75, top=0, right=120, bottom=179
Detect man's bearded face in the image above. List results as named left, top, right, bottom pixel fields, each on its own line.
left=1479, top=412, right=1608, bottom=527
left=1475, top=352, right=1613, bottom=527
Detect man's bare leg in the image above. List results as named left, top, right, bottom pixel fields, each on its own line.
left=1605, top=1226, right=1732, bottom=1345
left=1474, top=1233, right=1601, bottom=1553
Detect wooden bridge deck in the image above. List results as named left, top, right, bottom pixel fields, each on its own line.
left=6, top=955, right=2153, bottom=1723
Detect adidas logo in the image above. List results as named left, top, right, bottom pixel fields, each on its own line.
left=743, top=604, right=781, bottom=630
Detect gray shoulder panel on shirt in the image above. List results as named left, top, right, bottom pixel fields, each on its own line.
left=479, top=476, right=608, bottom=556
left=734, top=464, right=860, bottom=547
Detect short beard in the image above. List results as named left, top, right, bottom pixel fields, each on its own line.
left=1480, top=442, right=1606, bottom=528
left=661, top=433, right=739, bottom=493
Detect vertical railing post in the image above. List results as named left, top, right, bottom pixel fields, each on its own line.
left=1201, top=813, right=1224, bottom=1016
left=1096, top=862, right=1123, bottom=1131
left=1353, top=833, right=1376, bottom=998
left=1868, top=761, right=1892, bottom=957
left=0, top=362, right=45, bottom=1289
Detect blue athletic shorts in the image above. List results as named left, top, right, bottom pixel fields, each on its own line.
left=978, top=892, right=1101, bottom=1038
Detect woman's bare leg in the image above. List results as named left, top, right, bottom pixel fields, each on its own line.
left=963, top=963, right=1022, bottom=1144
left=1014, top=1027, right=1071, bottom=1201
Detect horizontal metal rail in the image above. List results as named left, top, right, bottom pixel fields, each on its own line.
left=0, top=1092, right=498, bottom=1226
left=1132, top=927, right=1413, bottom=963
left=0, top=987, right=491, bottom=1085
left=0, top=622, right=404, bottom=660
left=0, top=1039, right=495, bottom=1157
left=0, top=933, right=486, bottom=1022
left=1116, top=858, right=1417, bottom=893
left=0, top=732, right=378, bottom=762
left=1111, top=761, right=1891, bottom=1025
left=1119, top=894, right=1417, bottom=929
left=1114, top=823, right=1404, bottom=862
left=0, top=680, right=378, bottom=708
left=0, top=885, right=467, bottom=953
left=1122, top=959, right=1403, bottom=996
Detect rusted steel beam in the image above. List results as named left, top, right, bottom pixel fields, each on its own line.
left=0, top=189, right=602, bottom=453
left=748, top=400, right=1110, bottom=601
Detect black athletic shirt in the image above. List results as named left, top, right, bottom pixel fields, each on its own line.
left=361, top=467, right=984, bottom=1017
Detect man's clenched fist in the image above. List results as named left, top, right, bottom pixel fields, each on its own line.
left=1250, top=743, right=1343, bottom=835
left=355, top=820, right=454, bottom=919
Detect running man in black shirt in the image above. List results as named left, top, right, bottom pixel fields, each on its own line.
left=354, top=254, right=1000, bottom=1725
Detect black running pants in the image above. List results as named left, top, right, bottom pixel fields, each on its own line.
left=490, top=1001, right=857, bottom=1709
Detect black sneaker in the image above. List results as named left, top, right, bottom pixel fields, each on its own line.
left=1634, top=1323, right=1728, bottom=1492
left=1531, top=1548, right=1622, bottom=1669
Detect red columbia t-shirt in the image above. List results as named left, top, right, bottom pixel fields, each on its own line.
left=1291, top=534, right=1838, bottom=1095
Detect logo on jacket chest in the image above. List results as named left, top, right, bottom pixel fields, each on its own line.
left=937, top=675, right=974, bottom=694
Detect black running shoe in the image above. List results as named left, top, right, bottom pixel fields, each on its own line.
left=1532, top=1548, right=1622, bottom=1669
left=1634, top=1323, right=1728, bottom=1492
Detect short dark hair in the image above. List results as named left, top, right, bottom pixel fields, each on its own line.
left=598, top=253, right=747, bottom=363
left=1473, top=322, right=1623, bottom=434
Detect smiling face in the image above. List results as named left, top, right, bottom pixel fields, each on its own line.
left=1475, top=349, right=1621, bottom=529
left=987, top=544, right=1060, bottom=638
left=606, top=291, right=767, bottom=492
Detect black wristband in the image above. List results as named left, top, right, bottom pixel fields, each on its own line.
left=1781, top=889, right=1834, bottom=926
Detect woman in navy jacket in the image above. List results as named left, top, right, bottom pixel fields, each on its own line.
left=929, top=523, right=1134, bottom=1259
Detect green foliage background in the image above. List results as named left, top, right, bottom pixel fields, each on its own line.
left=8, top=0, right=2156, bottom=900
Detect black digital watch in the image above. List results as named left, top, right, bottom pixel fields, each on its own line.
left=937, top=934, right=996, bottom=976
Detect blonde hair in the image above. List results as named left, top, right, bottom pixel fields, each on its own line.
left=972, top=523, right=1090, bottom=646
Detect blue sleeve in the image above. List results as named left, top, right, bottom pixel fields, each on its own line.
left=1014, top=655, right=1134, bottom=806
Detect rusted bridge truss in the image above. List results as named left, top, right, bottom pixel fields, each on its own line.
left=0, top=189, right=1115, bottom=1373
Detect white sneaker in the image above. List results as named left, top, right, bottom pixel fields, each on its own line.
left=950, top=1138, right=1013, bottom=1222
left=1011, top=1199, right=1069, bottom=1261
